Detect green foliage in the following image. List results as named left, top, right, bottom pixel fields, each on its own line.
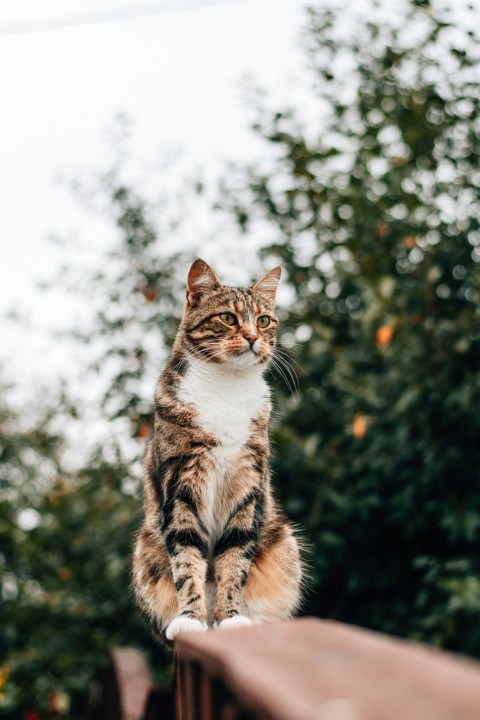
left=219, top=1, right=480, bottom=654
left=0, top=388, right=169, bottom=717
left=60, top=168, right=185, bottom=431
left=0, top=166, right=184, bottom=720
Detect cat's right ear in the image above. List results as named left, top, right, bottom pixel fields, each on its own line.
left=186, top=259, right=222, bottom=305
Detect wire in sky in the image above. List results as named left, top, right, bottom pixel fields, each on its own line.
left=0, top=0, right=248, bottom=36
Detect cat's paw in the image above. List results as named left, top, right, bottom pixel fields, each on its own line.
left=216, top=615, right=253, bottom=630
left=165, top=615, right=208, bottom=641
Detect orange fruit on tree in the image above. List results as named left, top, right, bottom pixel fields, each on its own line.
left=376, top=323, right=394, bottom=348
left=353, top=413, right=368, bottom=439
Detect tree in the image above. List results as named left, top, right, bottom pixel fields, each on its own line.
left=0, top=379, right=171, bottom=718
left=57, top=161, right=187, bottom=435
left=218, top=0, right=480, bottom=654
left=0, top=158, right=190, bottom=716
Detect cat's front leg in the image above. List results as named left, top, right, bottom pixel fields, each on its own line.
left=213, top=546, right=255, bottom=628
left=212, top=491, right=260, bottom=628
left=164, top=538, right=209, bottom=641
left=161, top=475, right=210, bottom=640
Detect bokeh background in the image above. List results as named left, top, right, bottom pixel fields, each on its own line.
left=1, top=0, right=480, bottom=716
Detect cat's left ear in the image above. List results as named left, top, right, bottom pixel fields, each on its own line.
left=186, top=259, right=222, bottom=305
left=252, top=266, right=282, bottom=303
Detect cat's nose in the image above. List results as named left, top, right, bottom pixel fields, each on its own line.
left=244, top=334, right=257, bottom=346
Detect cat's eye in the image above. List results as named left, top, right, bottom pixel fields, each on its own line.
left=257, top=315, right=271, bottom=329
left=220, top=312, right=237, bottom=326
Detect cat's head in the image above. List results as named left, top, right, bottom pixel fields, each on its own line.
left=180, top=259, right=281, bottom=369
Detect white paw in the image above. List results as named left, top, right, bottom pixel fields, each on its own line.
left=216, top=615, right=253, bottom=630
left=165, top=615, right=208, bottom=641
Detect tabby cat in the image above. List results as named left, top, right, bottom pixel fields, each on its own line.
left=132, top=259, right=302, bottom=642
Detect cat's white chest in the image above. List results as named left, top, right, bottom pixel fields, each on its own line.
left=177, top=358, right=269, bottom=446
left=176, top=358, right=269, bottom=534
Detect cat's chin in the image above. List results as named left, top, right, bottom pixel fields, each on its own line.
left=226, top=351, right=262, bottom=370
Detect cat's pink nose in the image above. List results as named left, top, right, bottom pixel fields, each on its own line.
left=244, top=334, right=257, bottom=346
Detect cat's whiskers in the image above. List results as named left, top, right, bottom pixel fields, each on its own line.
left=272, top=349, right=301, bottom=395
left=270, top=359, right=296, bottom=396
left=268, top=354, right=299, bottom=397
left=274, top=346, right=307, bottom=376
left=188, top=342, right=264, bottom=369
left=188, top=344, right=226, bottom=365
left=175, top=342, right=301, bottom=396
left=173, top=349, right=193, bottom=374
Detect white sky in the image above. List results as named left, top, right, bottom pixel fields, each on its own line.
left=0, top=0, right=309, bottom=390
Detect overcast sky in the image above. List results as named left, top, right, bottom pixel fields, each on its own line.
left=0, top=0, right=310, bottom=388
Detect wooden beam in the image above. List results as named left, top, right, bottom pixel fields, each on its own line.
left=175, top=618, right=480, bottom=720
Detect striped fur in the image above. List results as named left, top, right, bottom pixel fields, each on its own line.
left=132, top=260, right=303, bottom=642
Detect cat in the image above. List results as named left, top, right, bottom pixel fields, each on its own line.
left=132, top=259, right=303, bottom=642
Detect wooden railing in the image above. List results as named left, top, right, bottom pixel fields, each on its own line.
left=96, top=618, right=480, bottom=720
left=90, top=647, right=173, bottom=720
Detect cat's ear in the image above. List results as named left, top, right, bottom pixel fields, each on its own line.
left=186, top=259, right=222, bottom=305
left=252, top=266, right=282, bottom=302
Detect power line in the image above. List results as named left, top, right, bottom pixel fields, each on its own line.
left=0, top=0, right=248, bottom=36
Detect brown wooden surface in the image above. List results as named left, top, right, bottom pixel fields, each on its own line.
left=176, top=617, right=480, bottom=720
left=109, top=647, right=154, bottom=720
